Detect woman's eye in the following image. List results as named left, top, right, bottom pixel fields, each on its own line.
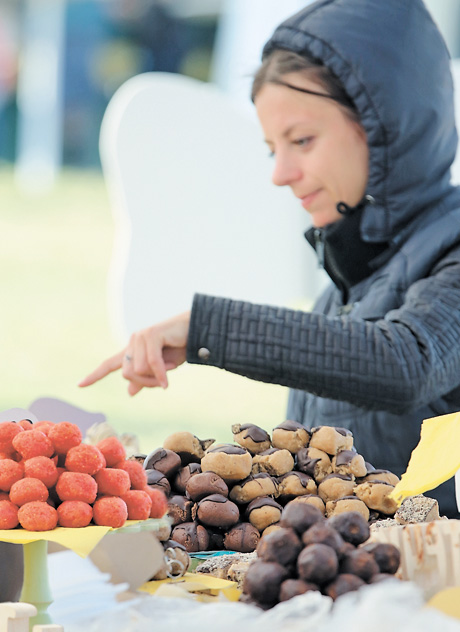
left=295, top=136, right=314, bottom=148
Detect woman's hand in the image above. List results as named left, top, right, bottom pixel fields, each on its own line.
left=78, top=311, right=191, bottom=395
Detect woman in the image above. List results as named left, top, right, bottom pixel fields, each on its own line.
left=80, top=0, right=460, bottom=516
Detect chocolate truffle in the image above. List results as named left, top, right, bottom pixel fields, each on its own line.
left=271, top=420, right=310, bottom=454
left=326, top=496, right=370, bottom=521
left=145, top=468, right=171, bottom=495
left=167, top=494, right=194, bottom=526
left=327, top=510, right=370, bottom=546
left=277, top=471, right=317, bottom=501
left=339, top=548, right=379, bottom=581
left=143, top=447, right=182, bottom=478
left=361, top=542, right=401, bottom=574
left=185, top=471, right=228, bottom=502
left=280, top=500, right=325, bottom=535
left=243, top=560, right=289, bottom=606
left=256, top=526, right=302, bottom=566
left=332, top=449, right=367, bottom=478
left=317, top=473, right=355, bottom=503
left=171, top=521, right=209, bottom=552
left=224, top=522, right=260, bottom=553
left=201, top=444, right=252, bottom=482
left=297, top=543, right=339, bottom=585
left=323, top=573, right=365, bottom=600
left=231, top=423, right=271, bottom=454
left=301, top=521, right=347, bottom=557
left=279, top=579, right=320, bottom=601
left=229, top=473, right=278, bottom=504
left=195, top=494, right=240, bottom=529
left=309, top=426, right=353, bottom=455
left=296, top=447, right=332, bottom=482
left=163, top=431, right=215, bottom=464
left=251, top=448, right=294, bottom=477
left=246, top=496, right=283, bottom=531
left=174, top=463, right=201, bottom=494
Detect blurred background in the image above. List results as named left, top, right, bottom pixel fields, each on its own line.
left=0, top=0, right=459, bottom=453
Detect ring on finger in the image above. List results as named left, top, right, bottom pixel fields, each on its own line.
left=125, top=354, right=133, bottom=361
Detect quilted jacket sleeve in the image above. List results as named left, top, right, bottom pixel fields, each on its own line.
left=186, top=249, right=460, bottom=415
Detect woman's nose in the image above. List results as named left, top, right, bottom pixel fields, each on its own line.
left=271, top=155, right=302, bottom=187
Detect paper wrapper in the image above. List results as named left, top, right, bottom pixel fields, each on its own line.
left=369, top=519, right=460, bottom=600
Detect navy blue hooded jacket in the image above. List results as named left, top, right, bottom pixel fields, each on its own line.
left=187, top=0, right=460, bottom=517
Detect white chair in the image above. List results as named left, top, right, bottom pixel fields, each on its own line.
left=99, top=72, right=327, bottom=343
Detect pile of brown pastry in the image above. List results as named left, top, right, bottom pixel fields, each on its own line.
left=139, top=421, right=402, bottom=554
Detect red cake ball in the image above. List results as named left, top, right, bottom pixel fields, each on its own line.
left=0, top=459, right=24, bottom=492
left=143, top=487, right=168, bottom=518
left=96, top=437, right=126, bottom=467
left=33, top=421, right=55, bottom=436
left=10, top=478, right=49, bottom=506
left=120, top=490, right=152, bottom=520
left=0, top=500, right=19, bottom=529
left=17, top=419, right=34, bottom=431
left=0, top=422, right=24, bottom=455
left=48, top=422, right=82, bottom=455
left=94, top=468, right=130, bottom=496
left=0, top=492, right=9, bottom=501
left=18, top=501, right=58, bottom=531
left=56, top=472, right=98, bottom=503
left=12, top=430, right=54, bottom=460
left=65, top=444, right=106, bottom=475
left=116, top=460, right=147, bottom=490
left=24, top=456, right=59, bottom=489
left=57, top=501, right=93, bottom=528
left=93, top=496, right=128, bottom=528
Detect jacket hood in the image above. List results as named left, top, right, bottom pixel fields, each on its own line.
left=262, top=0, right=458, bottom=243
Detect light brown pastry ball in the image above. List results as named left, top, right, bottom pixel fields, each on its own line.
left=163, top=431, right=215, bottom=464
left=296, top=447, right=332, bottom=483
left=201, top=444, right=252, bottom=483
left=359, top=469, right=400, bottom=486
left=262, top=523, right=282, bottom=537
left=332, top=450, right=367, bottom=478
left=231, top=424, right=271, bottom=455
left=271, top=420, right=310, bottom=454
left=229, top=473, right=278, bottom=504
left=309, top=426, right=353, bottom=455
left=277, top=471, right=317, bottom=502
left=252, top=448, right=294, bottom=477
left=325, top=496, right=370, bottom=521
left=354, top=481, right=398, bottom=515
left=317, top=474, right=356, bottom=503
left=246, top=496, right=283, bottom=531
left=289, top=494, right=326, bottom=515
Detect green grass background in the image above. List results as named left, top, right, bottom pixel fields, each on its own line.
left=0, top=167, right=288, bottom=453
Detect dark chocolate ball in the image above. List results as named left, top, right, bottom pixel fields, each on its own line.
left=280, top=501, right=325, bottom=535
left=145, top=468, right=171, bottom=495
left=143, top=447, right=182, bottom=478
left=185, top=471, right=228, bottom=502
left=279, top=578, right=320, bottom=602
left=327, top=511, right=370, bottom=546
left=361, top=542, right=401, bottom=575
left=323, top=573, right=365, bottom=600
left=174, top=463, right=202, bottom=494
left=256, top=527, right=302, bottom=566
left=171, top=521, right=209, bottom=552
left=339, top=549, right=380, bottom=581
left=196, top=494, right=240, bottom=529
left=224, top=522, right=260, bottom=553
left=167, top=494, right=193, bottom=526
left=297, top=543, right=339, bottom=585
left=243, top=560, right=289, bottom=606
left=301, top=522, right=347, bottom=557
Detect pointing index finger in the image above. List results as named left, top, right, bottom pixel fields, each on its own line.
left=78, top=350, right=125, bottom=387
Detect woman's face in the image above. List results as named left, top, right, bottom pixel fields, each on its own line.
left=254, top=73, right=369, bottom=228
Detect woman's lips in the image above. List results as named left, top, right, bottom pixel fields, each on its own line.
left=299, top=189, right=320, bottom=209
